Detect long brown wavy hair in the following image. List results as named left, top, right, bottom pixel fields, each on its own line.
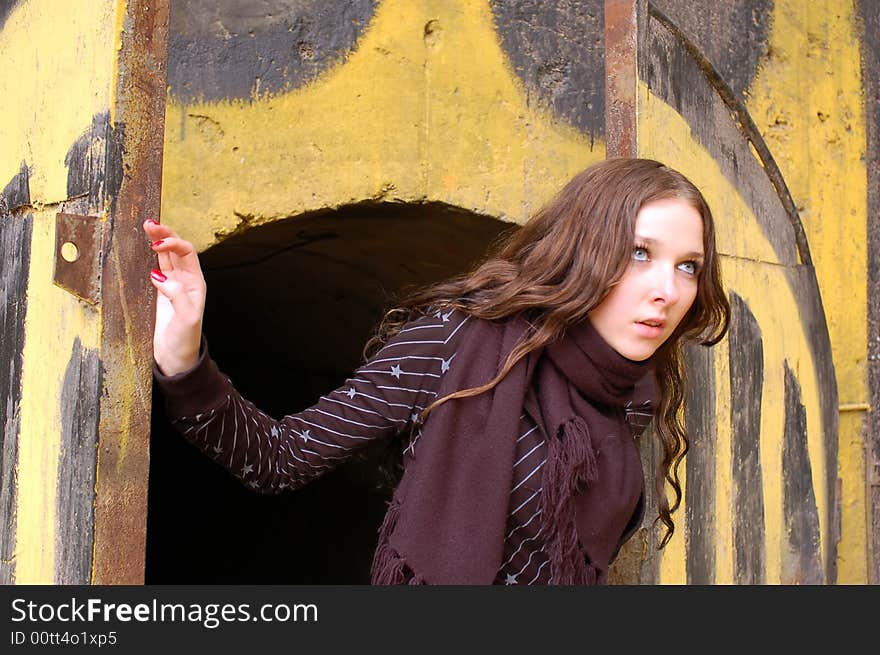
left=364, top=157, right=730, bottom=548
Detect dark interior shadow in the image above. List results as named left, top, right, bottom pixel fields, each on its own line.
left=145, top=201, right=513, bottom=583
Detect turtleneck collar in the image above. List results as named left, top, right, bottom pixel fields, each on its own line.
left=546, top=317, right=654, bottom=408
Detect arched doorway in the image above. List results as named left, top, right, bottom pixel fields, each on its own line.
left=145, top=201, right=512, bottom=583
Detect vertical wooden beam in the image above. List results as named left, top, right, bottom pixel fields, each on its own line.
left=728, top=293, right=767, bottom=584
left=781, top=362, right=823, bottom=584
left=92, top=0, right=170, bottom=584
left=684, top=342, right=716, bottom=584
left=604, top=0, right=641, bottom=158
left=0, top=165, right=32, bottom=583
left=860, top=0, right=880, bottom=585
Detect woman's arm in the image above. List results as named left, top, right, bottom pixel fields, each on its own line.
left=144, top=218, right=470, bottom=493
left=154, top=310, right=469, bottom=493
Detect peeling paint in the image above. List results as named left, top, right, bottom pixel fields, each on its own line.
left=746, top=1, right=869, bottom=581
left=161, top=0, right=601, bottom=252
left=639, top=81, right=834, bottom=583
left=0, top=201, right=32, bottom=584
left=55, top=338, right=100, bottom=585
left=489, top=0, right=606, bottom=139
left=684, top=341, right=716, bottom=584
left=729, top=293, right=767, bottom=584
left=782, top=361, right=823, bottom=584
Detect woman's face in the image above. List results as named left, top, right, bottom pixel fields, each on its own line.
left=589, top=197, right=704, bottom=361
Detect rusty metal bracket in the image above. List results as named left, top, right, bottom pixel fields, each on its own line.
left=54, top=212, right=106, bottom=305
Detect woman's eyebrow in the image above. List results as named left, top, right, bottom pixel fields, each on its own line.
left=634, top=235, right=704, bottom=259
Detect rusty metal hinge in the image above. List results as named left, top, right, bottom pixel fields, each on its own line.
left=53, top=212, right=106, bottom=305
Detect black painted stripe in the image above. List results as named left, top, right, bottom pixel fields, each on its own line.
left=649, top=0, right=771, bottom=102
left=64, top=112, right=125, bottom=215
left=728, top=292, right=766, bottom=584
left=780, top=267, right=839, bottom=582
left=0, top=166, right=32, bottom=582
left=0, top=161, right=30, bottom=215
left=781, top=361, right=823, bottom=584
left=0, top=0, right=21, bottom=33
left=490, top=0, right=605, bottom=139
left=167, top=0, right=377, bottom=103
left=55, top=338, right=101, bottom=584
left=684, top=341, right=716, bottom=584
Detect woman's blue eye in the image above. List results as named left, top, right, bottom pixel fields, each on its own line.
left=632, top=247, right=649, bottom=261
left=678, top=261, right=697, bottom=275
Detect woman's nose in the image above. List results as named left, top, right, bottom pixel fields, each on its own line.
left=650, top=265, right=680, bottom=305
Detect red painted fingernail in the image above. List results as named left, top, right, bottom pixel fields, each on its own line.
left=151, top=239, right=164, bottom=247
left=146, top=218, right=160, bottom=225
left=150, top=269, right=166, bottom=282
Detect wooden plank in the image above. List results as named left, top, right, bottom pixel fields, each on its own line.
left=605, top=0, right=639, bottom=157
left=782, top=264, right=840, bottom=583
left=684, top=341, right=716, bottom=584
left=781, top=361, right=823, bottom=584
left=640, top=3, right=840, bottom=583
left=859, top=0, right=880, bottom=585
left=728, top=292, right=767, bottom=584
left=55, top=338, right=101, bottom=584
left=0, top=164, right=32, bottom=584
left=91, top=0, right=170, bottom=584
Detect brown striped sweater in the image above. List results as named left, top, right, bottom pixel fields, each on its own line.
left=153, top=309, right=652, bottom=584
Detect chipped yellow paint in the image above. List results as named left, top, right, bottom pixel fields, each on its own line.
left=1, top=0, right=118, bottom=583
left=0, top=0, right=118, bottom=205
left=160, top=0, right=601, bottom=251
left=15, top=211, right=102, bottom=583
left=755, top=267, right=788, bottom=586
left=109, top=0, right=129, bottom=127
left=640, top=82, right=829, bottom=583
left=747, top=0, right=868, bottom=583
left=104, top=247, right=154, bottom=462
left=837, top=410, right=867, bottom=580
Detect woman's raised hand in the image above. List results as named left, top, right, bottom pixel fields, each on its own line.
left=143, top=219, right=207, bottom=376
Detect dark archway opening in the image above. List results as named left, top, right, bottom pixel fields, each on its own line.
left=145, top=201, right=513, bottom=583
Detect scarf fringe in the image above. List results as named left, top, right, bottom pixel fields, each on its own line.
left=539, top=417, right=598, bottom=585
left=370, top=500, right=426, bottom=585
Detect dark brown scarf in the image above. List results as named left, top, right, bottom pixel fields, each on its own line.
left=371, top=312, right=653, bottom=584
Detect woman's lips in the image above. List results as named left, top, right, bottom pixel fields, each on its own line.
left=634, top=319, right=665, bottom=338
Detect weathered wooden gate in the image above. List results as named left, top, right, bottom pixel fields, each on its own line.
left=605, top=0, right=839, bottom=584
left=0, top=0, right=169, bottom=583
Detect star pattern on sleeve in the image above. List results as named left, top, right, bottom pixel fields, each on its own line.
left=167, top=309, right=472, bottom=512
left=166, top=309, right=560, bottom=585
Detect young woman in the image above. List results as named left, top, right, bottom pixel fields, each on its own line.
left=144, top=157, right=729, bottom=585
